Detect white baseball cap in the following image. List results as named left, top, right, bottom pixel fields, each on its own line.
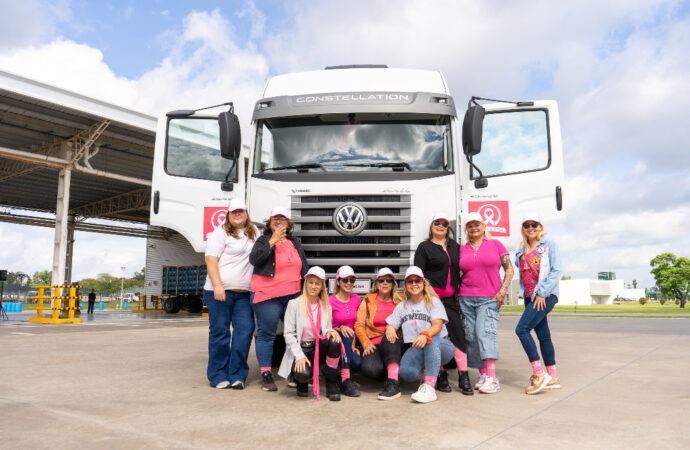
left=336, top=265, right=356, bottom=279
left=464, top=212, right=484, bottom=226
left=227, top=198, right=247, bottom=213
left=404, top=266, right=425, bottom=280
left=376, top=267, right=395, bottom=279
left=432, top=212, right=450, bottom=223
left=521, top=212, right=542, bottom=224
left=269, top=206, right=291, bottom=220
left=306, top=266, right=326, bottom=280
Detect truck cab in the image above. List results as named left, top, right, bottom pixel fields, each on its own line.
left=150, top=65, right=564, bottom=292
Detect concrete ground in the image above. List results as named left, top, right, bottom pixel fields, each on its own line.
left=1, top=311, right=689, bottom=449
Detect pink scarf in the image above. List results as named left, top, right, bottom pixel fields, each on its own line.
left=308, top=300, right=324, bottom=400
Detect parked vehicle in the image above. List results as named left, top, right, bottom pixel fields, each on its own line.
left=147, top=65, right=566, bottom=309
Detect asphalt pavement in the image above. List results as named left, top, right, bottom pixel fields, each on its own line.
left=1, top=311, right=689, bottom=449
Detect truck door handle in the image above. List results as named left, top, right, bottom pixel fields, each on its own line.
left=153, top=190, right=160, bottom=214
left=556, top=186, right=563, bottom=211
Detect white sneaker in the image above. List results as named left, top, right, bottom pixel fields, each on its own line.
left=474, top=373, right=487, bottom=390
left=215, top=380, right=231, bottom=389
left=411, top=383, right=438, bottom=403
left=478, top=377, right=500, bottom=394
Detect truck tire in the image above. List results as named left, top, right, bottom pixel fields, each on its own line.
left=187, top=295, right=203, bottom=314
left=164, top=296, right=181, bottom=314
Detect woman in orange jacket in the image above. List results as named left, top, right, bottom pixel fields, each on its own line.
left=354, top=268, right=404, bottom=400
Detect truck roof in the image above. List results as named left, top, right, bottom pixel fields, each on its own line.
left=262, top=66, right=450, bottom=97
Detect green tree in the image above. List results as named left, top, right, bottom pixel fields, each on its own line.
left=32, top=270, right=52, bottom=286
left=650, top=253, right=690, bottom=308
left=133, top=266, right=145, bottom=281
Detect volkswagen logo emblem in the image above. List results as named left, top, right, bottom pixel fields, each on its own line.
left=333, top=202, right=367, bottom=236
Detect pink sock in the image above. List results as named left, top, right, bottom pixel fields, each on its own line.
left=546, top=365, right=558, bottom=378
left=531, top=360, right=544, bottom=375
left=424, top=375, right=437, bottom=386
left=260, top=367, right=271, bottom=374
left=454, top=349, right=468, bottom=371
left=478, top=367, right=487, bottom=376
left=326, top=356, right=339, bottom=369
left=484, top=359, right=496, bottom=378
left=387, top=363, right=400, bottom=381
left=341, top=368, right=351, bottom=381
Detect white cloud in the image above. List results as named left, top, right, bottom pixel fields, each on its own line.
left=1, top=0, right=689, bottom=288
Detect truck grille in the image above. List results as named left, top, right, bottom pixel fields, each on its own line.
left=291, top=194, right=412, bottom=278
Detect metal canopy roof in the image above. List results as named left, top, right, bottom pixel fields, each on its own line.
left=0, top=69, right=158, bottom=234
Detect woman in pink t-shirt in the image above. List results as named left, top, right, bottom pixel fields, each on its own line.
left=249, top=206, right=307, bottom=392
left=329, top=265, right=363, bottom=397
left=458, top=212, right=514, bottom=394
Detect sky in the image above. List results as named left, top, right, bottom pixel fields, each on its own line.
left=1, top=0, right=689, bottom=287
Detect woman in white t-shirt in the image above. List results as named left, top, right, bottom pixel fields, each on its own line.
left=203, top=198, right=258, bottom=390
left=385, top=266, right=455, bottom=404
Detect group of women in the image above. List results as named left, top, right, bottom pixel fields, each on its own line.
left=202, top=199, right=562, bottom=403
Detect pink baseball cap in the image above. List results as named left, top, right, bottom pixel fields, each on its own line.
left=269, top=206, right=291, bottom=220
left=336, top=266, right=356, bottom=279
left=306, top=266, right=326, bottom=280
left=404, top=266, right=425, bottom=280
left=376, top=267, right=395, bottom=279
left=227, top=198, right=247, bottom=213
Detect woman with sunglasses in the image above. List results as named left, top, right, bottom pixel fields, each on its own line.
left=329, top=265, right=363, bottom=397
left=386, top=266, right=455, bottom=404
left=459, top=212, right=514, bottom=394
left=515, top=213, right=562, bottom=395
left=354, top=268, right=404, bottom=400
left=278, top=266, right=343, bottom=401
left=203, top=198, right=257, bottom=390
left=414, top=212, right=471, bottom=395
left=250, top=206, right=308, bottom=392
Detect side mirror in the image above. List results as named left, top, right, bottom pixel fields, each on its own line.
left=462, top=105, right=485, bottom=156
left=218, top=111, right=241, bottom=160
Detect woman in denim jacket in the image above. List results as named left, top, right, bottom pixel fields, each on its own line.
left=514, top=213, right=563, bottom=395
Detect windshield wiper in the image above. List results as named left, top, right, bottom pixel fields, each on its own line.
left=263, top=163, right=327, bottom=173
left=343, top=162, right=412, bottom=171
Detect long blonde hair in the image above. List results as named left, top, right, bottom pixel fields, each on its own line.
left=300, top=275, right=330, bottom=317
left=520, top=223, right=547, bottom=250
left=401, top=278, right=437, bottom=309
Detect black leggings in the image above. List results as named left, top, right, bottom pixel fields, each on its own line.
left=293, top=337, right=341, bottom=384
left=360, top=336, right=404, bottom=381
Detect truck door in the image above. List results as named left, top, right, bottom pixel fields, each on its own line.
left=462, top=100, right=565, bottom=248
left=150, top=115, right=243, bottom=252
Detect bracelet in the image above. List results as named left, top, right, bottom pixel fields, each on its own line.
left=419, top=330, right=432, bottom=345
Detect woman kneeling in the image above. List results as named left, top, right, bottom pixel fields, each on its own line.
left=279, top=266, right=342, bottom=401
left=386, top=266, right=455, bottom=404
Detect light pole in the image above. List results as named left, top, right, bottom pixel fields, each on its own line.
left=119, top=266, right=126, bottom=311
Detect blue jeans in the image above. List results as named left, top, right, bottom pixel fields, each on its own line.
left=399, top=337, right=455, bottom=382
left=204, top=290, right=255, bottom=387
left=339, top=334, right=362, bottom=371
left=515, top=294, right=558, bottom=365
left=460, top=296, right=500, bottom=368
left=252, top=292, right=299, bottom=368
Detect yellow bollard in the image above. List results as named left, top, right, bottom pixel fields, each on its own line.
left=29, top=285, right=82, bottom=324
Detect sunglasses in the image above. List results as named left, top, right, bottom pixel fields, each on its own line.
left=228, top=209, right=246, bottom=214
left=341, top=277, right=357, bottom=284
left=271, top=215, right=288, bottom=222
left=522, top=221, right=540, bottom=229
left=405, top=277, right=424, bottom=285
left=377, top=277, right=395, bottom=284
left=432, top=220, right=449, bottom=227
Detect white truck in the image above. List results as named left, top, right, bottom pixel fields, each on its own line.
left=147, top=65, right=564, bottom=310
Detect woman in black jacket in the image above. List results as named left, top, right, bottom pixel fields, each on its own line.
left=414, top=212, right=472, bottom=395
left=249, top=206, right=307, bottom=392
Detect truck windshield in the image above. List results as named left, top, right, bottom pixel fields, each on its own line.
left=253, top=114, right=452, bottom=173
